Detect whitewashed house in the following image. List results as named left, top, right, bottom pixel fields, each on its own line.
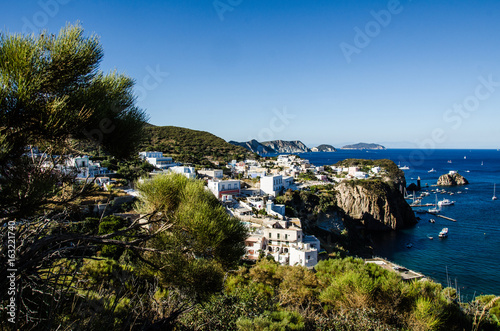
left=207, top=179, right=241, bottom=201
left=169, top=166, right=196, bottom=179
left=260, top=175, right=284, bottom=197
left=139, top=151, right=174, bottom=169
left=198, top=169, right=223, bottom=179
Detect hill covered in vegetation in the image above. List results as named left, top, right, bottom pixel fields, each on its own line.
left=140, top=125, right=256, bottom=165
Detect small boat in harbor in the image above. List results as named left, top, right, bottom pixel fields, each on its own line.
left=428, top=168, right=436, bottom=173
left=439, top=228, right=449, bottom=238
left=428, top=236, right=434, bottom=240
left=429, top=219, right=436, bottom=223
left=438, top=199, right=455, bottom=207
left=428, top=194, right=441, bottom=213
left=447, top=160, right=452, bottom=163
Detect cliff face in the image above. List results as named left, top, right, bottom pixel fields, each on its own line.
left=437, top=173, right=469, bottom=186
left=335, top=180, right=417, bottom=231
left=230, top=139, right=310, bottom=154
left=229, top=139, right=275, bottom=154
left=261, top=140, right=311, bottom=153
left=315, top=144, right=336, bottom=152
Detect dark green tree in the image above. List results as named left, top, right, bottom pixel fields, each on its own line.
left=0, top=23, right=149, bottom=329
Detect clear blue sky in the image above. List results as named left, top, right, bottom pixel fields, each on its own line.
left=3, top=0, right=500, bottom=148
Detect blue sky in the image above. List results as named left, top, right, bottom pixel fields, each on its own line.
left=3, top=0, right=500, bottom=148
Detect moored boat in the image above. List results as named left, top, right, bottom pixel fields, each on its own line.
left=439, top=228, right=448, bottom=238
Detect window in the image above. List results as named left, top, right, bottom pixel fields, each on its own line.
left=285, top=234, right=288, bottom=240
left=269, top=233, right=272, bottom=238
left=227, top=184, right=231, bottom=189
left=222, top=184, right=225, bottom=190
left=277, top=233, right=280, bottom=239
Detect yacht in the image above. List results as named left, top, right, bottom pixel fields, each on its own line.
left=438, top=199, right=455, bottom=207
left=439, top=228, right=449, bottom=238
left=428, top=168, right=437, bottom=173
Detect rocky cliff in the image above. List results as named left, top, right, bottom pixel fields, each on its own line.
left=260, top=140, right=311, bottom=153
left=229, top=139, right=275, bottom=154
left=335, top=180, right=417, bottom=231
left=437, top=172, right=469, bottom=186
left=314, top=144, right=336, bottom=152
left=230, top=139, right=310, bottom=154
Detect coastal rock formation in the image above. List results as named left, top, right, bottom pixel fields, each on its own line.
left=260, top=140, right=311, bottom=153
left=230, top=139, right=310, bottom=154
left=335, top=180, right=417, bottom=231
left=313, top=144, right=336, bottom=152
left=341, top=142, right=386, bottom=150
left=437, top=172, right=469, bottom=186
left=229, top=139, right=275, bottom=154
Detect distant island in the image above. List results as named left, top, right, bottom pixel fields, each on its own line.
left=311, top=144, right=336, bottom=152
left=341, top=143, right=386, bottom=150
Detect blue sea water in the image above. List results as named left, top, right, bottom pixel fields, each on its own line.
left=292, top=149, right=500, bottom=299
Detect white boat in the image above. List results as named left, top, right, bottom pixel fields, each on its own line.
left=429, top=219, right=435, bottom=223
left=428, top=168, right=436, bottom=173
left=447, top=160, right=452, bottom=163
left=398, top=162, right=410, bottom=170
left=493, top=184, right=497, bottom=201
left=438, top=199, right=455, bottom=207
left=439, top=228, right=449, bottom=238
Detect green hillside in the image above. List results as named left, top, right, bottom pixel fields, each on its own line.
left=140, top=125, right=255, bottom=165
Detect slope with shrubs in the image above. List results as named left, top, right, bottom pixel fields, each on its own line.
left=178, top=258, right=499, bottom=331
left=140, top=125, right=256, bottom=165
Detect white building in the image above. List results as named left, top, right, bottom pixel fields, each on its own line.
left=207, top=179, right=241, bottom=201
left=289, top=235, right=320, bottom=268
left=198, top=169, right=223, bottom=179
left=260, top=175, right=284, bottom=197
left=348, top=166, right=359, bottom=176
left=139, top=151, right=174, bottom=169
left=169, top=166, right=196, bottom=179
left=244, top=236, right=266, bottom=260
left=264, top=220, right=320, bottom=268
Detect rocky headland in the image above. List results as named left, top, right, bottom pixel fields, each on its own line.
left=312, top=144, right=336, bottom=152
left=230, top=139, right=311, bottom=154
left=335, top=179, right=417, bottom=231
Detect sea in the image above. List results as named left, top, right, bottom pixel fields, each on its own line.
left=292, top=149, right=500, bottom=299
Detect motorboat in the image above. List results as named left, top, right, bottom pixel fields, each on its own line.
left=493, top=184, right=497, bottom=201
left=438, top=199, right=455, bottom=207
left=429, top=219, right=435, bottom=223
left=428, top=168, right=437, bottom=173
left=439, top=228, right=449, bottom=238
